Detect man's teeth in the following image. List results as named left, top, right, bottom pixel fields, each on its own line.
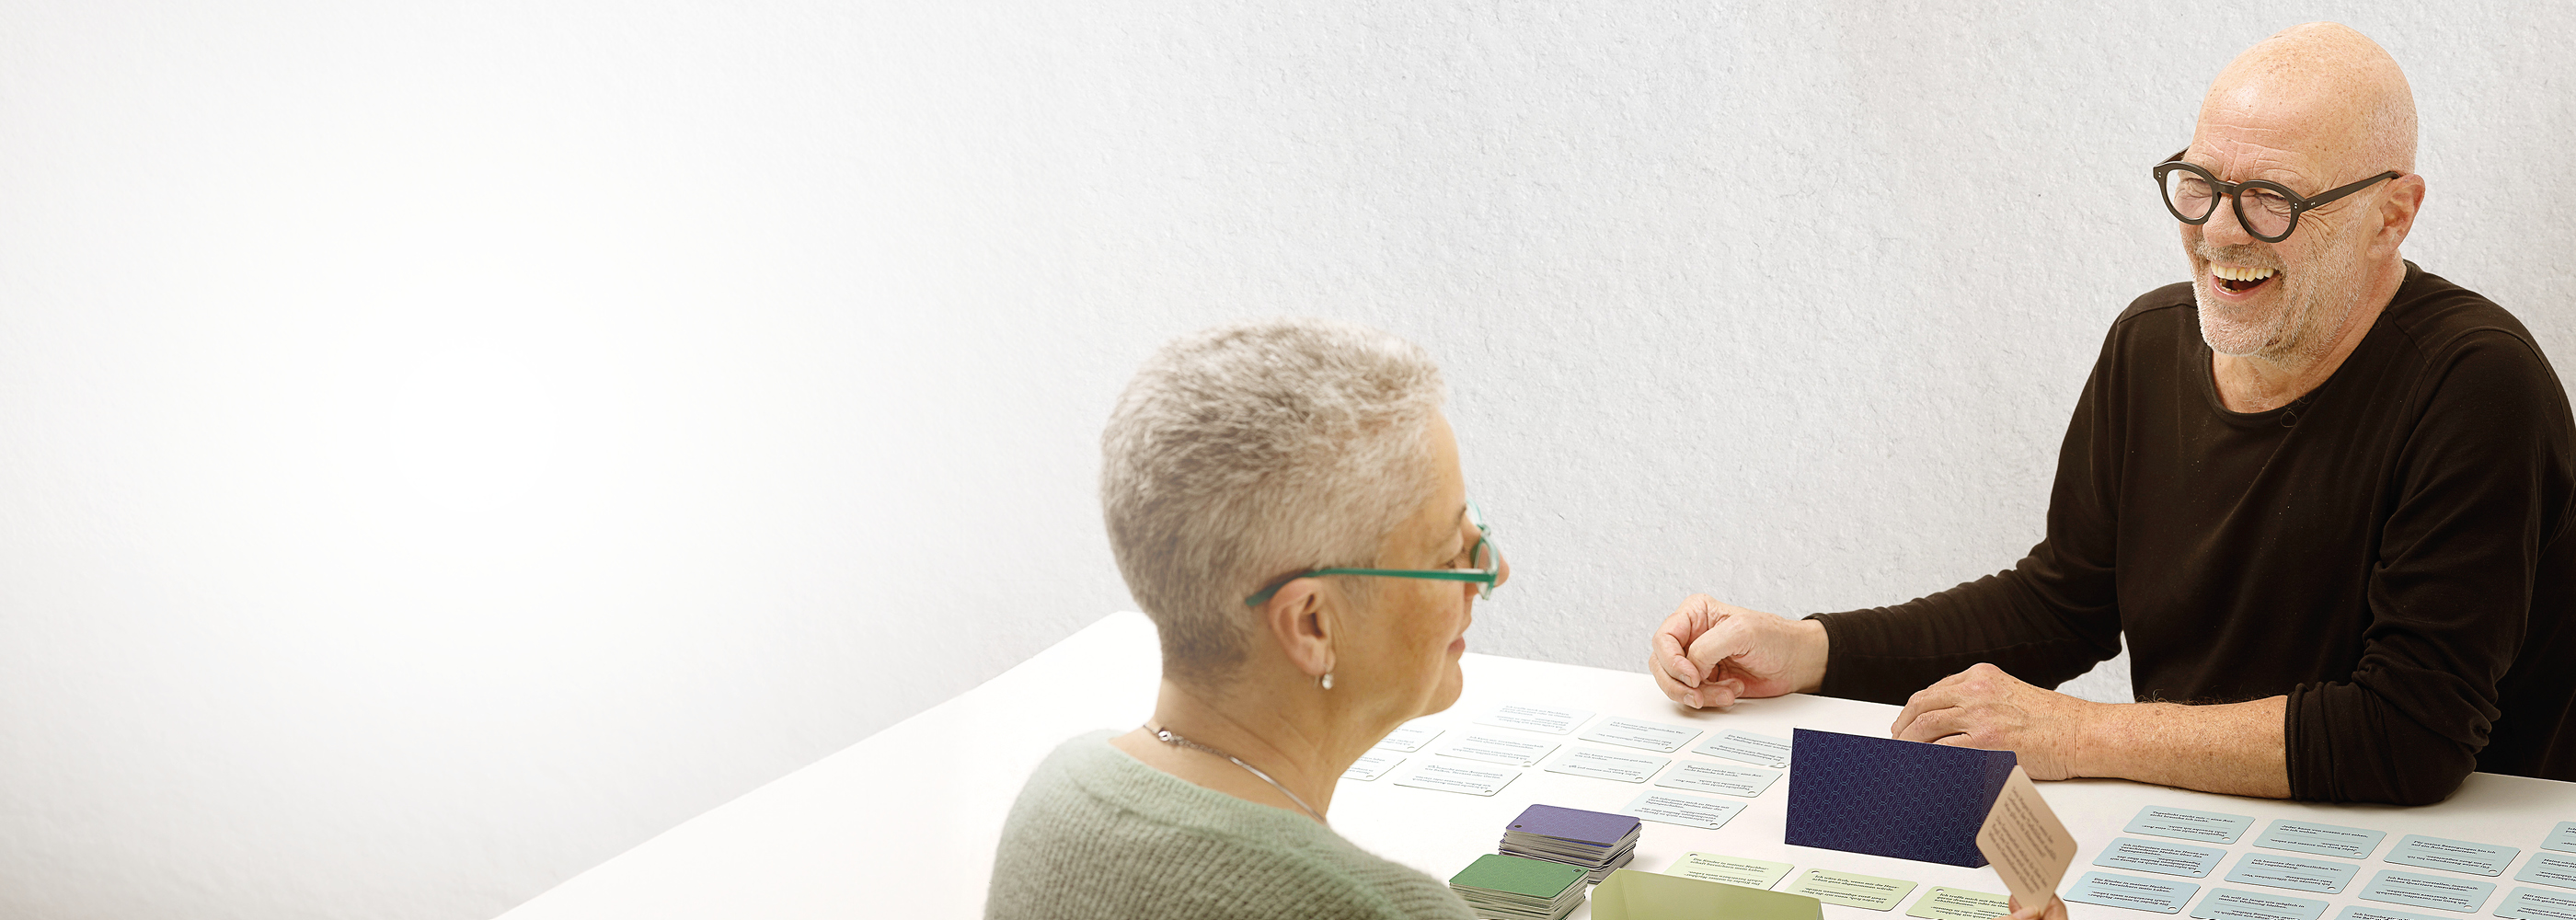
left=2212, top=264, right=2278, bottom=282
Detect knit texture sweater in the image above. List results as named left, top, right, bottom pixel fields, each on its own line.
left=984, top=731, right=1477, bottom=920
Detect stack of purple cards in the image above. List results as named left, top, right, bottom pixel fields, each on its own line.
left=1499, top=804, right=1642, bottom=883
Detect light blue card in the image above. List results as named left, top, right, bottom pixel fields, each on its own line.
left=2547, top=823, right=2576, bottom=856
left=2254, top=819, right=2388, bottom=859
left=2128, top=806, right=2257, bottom=845
left=2358, top=869, right=2497, bottom=913
left=2519, top=852, right=2576, bottom=891
left=2065, top=871, right=2201, bottom=914
left=1543, top=745, right=1671, bottom=783
left=2097, top=837, right=2229, bottom=879
left=2386, top=835, right=2517, bottom=878
left=2225, top=854, right=2361, bottom=895
left=2187, top=888, right=2329, bottom=920
left=2495, top=886, right=2576, bottom=920
left=2330, top=905, right=2453, bottom=920
left=1653, top=760, right=1783, bottom=798
left=1692, top=729, right=1793, bottom=768
left=1580, top=716, right=1702, bottom=753
left=1620, top=789, right=1744, bottom=830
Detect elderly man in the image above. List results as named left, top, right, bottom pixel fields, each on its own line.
left=1649, top=23, right=2574, bottom=807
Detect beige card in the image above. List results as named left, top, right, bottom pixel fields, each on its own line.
left=1975, top=765, right=2078, bottom=905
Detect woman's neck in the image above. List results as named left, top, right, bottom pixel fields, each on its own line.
left=1112, top=678, right=1391, bottom=823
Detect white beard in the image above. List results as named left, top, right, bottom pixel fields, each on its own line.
left=2191, top=225, right=2369, bottom=362
left=2197, top=290, right=2296, bottom=357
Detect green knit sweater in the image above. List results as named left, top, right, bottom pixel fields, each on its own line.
left=984, top=731, right=1478, bottom=920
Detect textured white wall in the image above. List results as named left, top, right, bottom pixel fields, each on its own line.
left=3, top=3, right=2570, bottom=919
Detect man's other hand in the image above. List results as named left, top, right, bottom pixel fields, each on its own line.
left=1891, top=662, right=2104, bottom=779
left=1647, top=594, right=1829, bottom=708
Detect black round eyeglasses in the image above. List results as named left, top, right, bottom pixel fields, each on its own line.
left=2153, top=149, right=2401, bottom=243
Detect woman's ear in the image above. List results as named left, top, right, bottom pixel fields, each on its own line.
left=1255, top=577, right=1335, bottom=681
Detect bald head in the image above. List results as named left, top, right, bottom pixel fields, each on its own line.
left=2197, top=23, right=2416, bottom=178
left=2178, top=23, right=2427, bottom=375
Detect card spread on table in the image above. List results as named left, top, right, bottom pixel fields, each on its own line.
left=1476, top=703, right=1594, bottom=735
left=2547, top=823, right=2576, bottom=856
left=1666, top=851, right=1795, bottom=890
left=1393, top=759, right=1519, bottom=797
left=1788, top=868, right=1921, bottom=912
left=1581, top=716, right=1702, bottom=753
left=1593, top=868, right=1829, bottom=920
left=2496, top=886, right=2576, bottom=920
left=1374, top=725, right=1443, bottom=753
left=2127, top=807, right=2257, bottom=845
left=2190, top=888, right=2329, bottom=920
left=1976, top=765, right=2078, bottom=906
left=1654, top=761, right=1783, bottom=798
left=1340, top=751, right=1402, bottom=781
left=2520, top=852, right=2576, bottom=891
left=1437, top=733, right=1560, bottom=767
left=2254, top=820, right=2388, bottom=860
left=2386, top=834, right=2518, bottom=878
left=2097, top=837, right=2228, bottom=879
left=1694, top=729, right=1794, bottom=768
left=2358, top=869, right=2497, bottom=913
left=1786, top=728, right=2017, bottom=868
left=1906, top=887, right=2011, bottom=920
left=1544, top=746, right=1672, bottom=783
left=2064, top=870, right=2201, bottom=914
left=2332, top=905, right=2455, bottom=920
left=1624, top=790, right=1746, bottom=830
left=2225, top=854, right=2360, bottom=894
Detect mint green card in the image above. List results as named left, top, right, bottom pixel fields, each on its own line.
left=1667, top=852, right=1795, bottom=890
left=1790, top=868, right=1923, bottom=911
left=1908, top=887, right=2012, bottom=920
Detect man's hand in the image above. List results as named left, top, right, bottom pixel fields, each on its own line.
left=1889, top=663, right=2103, bottom=779
left=1647, top=594, right=1829, bottom=708
left=2007, top=894, right=2069, bottom=920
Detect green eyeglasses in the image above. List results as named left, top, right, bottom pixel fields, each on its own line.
left=1242, top=500, right=1504, bottom=607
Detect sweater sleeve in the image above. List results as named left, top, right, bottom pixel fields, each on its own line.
left=1808, top=321, right=2130, bottom=704
left=2285, top=332, right=2569, bottom=805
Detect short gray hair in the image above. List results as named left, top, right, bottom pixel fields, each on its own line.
left=1101, top=317, right=1448, bottom=684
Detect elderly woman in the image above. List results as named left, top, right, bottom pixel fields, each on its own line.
left=985, top=318, right=1506, bottom=919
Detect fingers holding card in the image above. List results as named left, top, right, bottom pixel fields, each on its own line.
left=1978, top=765, right=2079, bottom=907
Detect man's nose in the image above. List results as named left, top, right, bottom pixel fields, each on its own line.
left=2200, top=193, right=2260, bottom=244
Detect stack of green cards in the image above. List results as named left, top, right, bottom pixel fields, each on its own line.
left=1450, top=854, right=1589, bottom=920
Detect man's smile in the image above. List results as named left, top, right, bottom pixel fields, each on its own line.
left=2211, top=261, right=2280, bottom=295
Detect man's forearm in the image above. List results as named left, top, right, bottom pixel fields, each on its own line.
left=2075, top=696, right=2290, bottom=798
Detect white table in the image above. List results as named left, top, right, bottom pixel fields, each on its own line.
left=498, top=612, right=2576, bottom=920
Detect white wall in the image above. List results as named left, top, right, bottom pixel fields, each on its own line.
left=4, top=3, right=2570, bottom=918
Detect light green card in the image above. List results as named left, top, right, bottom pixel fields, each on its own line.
left=1668, top=852, right=1797, bottom=890
left=1908, top=886, right=2013, bottom=920
left=1594, top=868, right=1826, bottom=920
left=1788, top=868, right=1923, bottom=912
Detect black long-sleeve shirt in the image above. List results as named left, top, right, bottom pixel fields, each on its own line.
left=1811, top=264, right=2576, bottom=805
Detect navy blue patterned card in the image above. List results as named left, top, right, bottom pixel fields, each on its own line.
left=1784, top=728, right=2018, bottom=868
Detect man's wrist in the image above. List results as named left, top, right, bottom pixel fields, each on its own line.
left=1792, top=617, right=1830, bottom=694
left=2066, top=698, right=2147, bottom=780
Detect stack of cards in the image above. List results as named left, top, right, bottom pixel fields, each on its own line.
left=1500, top=804, right=1643, bottom=883
left=1450, top=854, right=1591, bottom=920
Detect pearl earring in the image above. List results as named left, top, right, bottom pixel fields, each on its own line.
left=1320, top=673, right=1334, bottom=690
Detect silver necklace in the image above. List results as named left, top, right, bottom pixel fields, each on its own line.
left=1145, top=724, right=1326, bottom=823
